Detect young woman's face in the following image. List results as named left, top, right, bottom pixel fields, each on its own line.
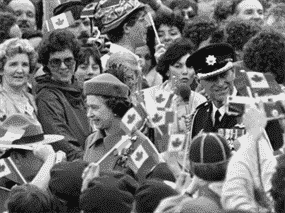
left=157, top=24, right=182, bottom=49
left=3, top=53, right=30, bottom=90
left=75, top=56, right=101, bottom=87
left=169, top=53, right=195, bottom=87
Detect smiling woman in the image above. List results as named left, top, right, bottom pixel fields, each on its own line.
left=0, top=37, right=39, bottom=124
left=35, top=29, right=91, bottom=161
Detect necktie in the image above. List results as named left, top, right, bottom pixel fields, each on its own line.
left=214, top=110, right=221, bottom=128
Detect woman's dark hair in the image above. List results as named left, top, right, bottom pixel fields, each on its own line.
left=243, top=27, right=285, bottom=84
left=7, top=184, right=56, bottom=213
left=156, top=38, right=195, bottom=82
left=107, top=7, right=145, bottom=43
left=101, top=95, right=133, bottom=118
left=79, top=43, right=102, bottom=73
left=38, top=29, right=81, bottom=67
left=0, top=12, right=17, bottom=44
left=271, top=154, right=285, bottom=213
left=146, top=13, right=185, bottom=70
left=191, top=161, right=229, bottom=182
left=183, top=15, right=218, bottom=50
left=225, top=17, right=262, bottom=52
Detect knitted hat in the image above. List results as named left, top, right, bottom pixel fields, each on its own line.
left=135, top=179, right=179, bottom=213
left=84, top=73, right=130, bottom=98
left=94, top=0, right=145, bottom=34
left=146, top=163, right=176, bottom=183
left=48, top=160, right=89, bottom=203
left=189, top=132, right=231, bottom=165
left=53, top=1, right=85, bottom=20
left=186, top=43, right=236, bottom=80
left=179, top=197, right=222, bottom=213
left=79, top=172, right=138, bottom=213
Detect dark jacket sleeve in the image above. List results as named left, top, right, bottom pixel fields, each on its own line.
left=36, top=92, right=83, bottom=161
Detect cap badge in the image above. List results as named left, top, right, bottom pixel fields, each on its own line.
left=206, top=55, right=216, bottom=66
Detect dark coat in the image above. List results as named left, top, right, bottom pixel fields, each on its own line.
left=191, top=101, right=242, bottom=139
left=35, top=75, right=91, bottom=161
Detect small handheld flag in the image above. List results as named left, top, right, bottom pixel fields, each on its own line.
left=45, top=11, right=75, bottom=32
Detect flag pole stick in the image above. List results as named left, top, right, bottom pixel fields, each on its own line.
left=147, top=12, right=161, bottom=45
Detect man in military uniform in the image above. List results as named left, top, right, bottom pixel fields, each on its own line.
left=186, top=43, right=242, bottom=140
left=187, top=43, right=284, bottom=153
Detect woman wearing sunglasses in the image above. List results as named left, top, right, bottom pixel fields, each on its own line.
left=35, top=29, right=90, bottom=161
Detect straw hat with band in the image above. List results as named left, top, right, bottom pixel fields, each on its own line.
left=186, top=43, right=236, bottom=80
left=0, top=114, right=64, bottom=157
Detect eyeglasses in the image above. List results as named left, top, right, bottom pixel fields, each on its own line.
left=48, top=57, right=75, bottom=68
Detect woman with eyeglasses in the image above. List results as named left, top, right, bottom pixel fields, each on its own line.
left=0, top=38, right=39, bottom=123
left=35, top=29, right=90, bottom=161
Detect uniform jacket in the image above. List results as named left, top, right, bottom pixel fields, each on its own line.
left=191, top=101, right=242, bottom=139
left=35, top=74, right=90, bottom=161
left=191, top=100, right=284, bottom=151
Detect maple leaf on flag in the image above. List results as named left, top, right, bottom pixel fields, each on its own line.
left=168, top=134, right=186, bottom=152
left=121, top=107, right=142, bottom=133
left=247, top=72, right=269, bottom=89
left=130, top=144, right=148, bottom=170
left=155, top=90, right=174, bottom=109
left=45, top=11, right=74, bottom=32
left=151, top=110, right=165, bottom=127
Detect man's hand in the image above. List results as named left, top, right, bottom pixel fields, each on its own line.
left=81, top=163, right=100, bottom=193
left=243, top=101, right=267, bottom=139
left=33, top=144, right=56, bottom=162
left=154, top=44, right=166, bottom=63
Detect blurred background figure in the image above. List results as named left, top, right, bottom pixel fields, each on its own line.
left=75, top=43, right=102, bottom=89
left=6, top=0, right=37, bottom=33
left=0, top=11, right=22, bottom=44
left=168, top=0, right=198, bottom=23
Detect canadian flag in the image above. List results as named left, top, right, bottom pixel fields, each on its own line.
left=121, top=107, right=142, bottom=133
left=168, top=134, right=186, bottom=152
left=247, top=72, right=269, bottom=89
left=130, top=144, right=148, bottom=170
left=45, top=11, right=74, bottom=32
left=127, top=132, right=160, bottom=181
left=150, top=110, right=166, bottom=127
left=155, top=90, right=175, bottom=110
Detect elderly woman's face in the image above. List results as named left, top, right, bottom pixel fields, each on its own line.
left=3, top=53, right=30, bottom=89
left=47, top=49, right=76, bottom=84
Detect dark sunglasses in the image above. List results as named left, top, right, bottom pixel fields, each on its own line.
left=48, top=57, right=75, bottom=68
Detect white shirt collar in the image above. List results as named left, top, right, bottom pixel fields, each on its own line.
left=212, top=103, right=226, bottom=123
left=211, top=86, right=237, bottom=123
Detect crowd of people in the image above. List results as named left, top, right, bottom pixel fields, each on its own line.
left=0, top=0, right=285, bottom=212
